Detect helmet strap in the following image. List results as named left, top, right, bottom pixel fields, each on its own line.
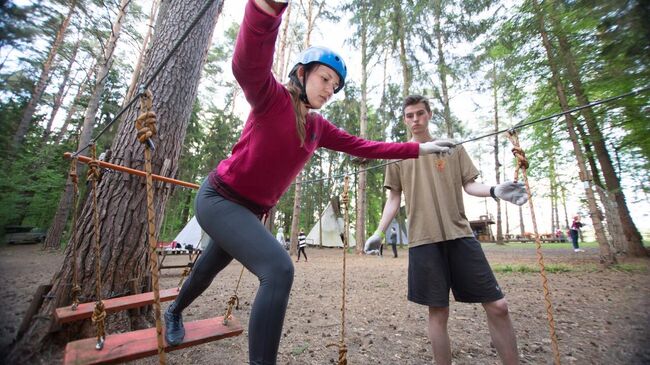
left=290, top=71, right=312, bottom=108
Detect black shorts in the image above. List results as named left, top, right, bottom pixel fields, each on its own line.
left=408, top=237, right=504, bottom=307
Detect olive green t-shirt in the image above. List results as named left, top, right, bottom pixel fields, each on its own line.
left=384, top=145, right=480, bottom=248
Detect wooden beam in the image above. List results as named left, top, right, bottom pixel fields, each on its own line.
left=55, top=288, right=180, bottom=324
left=64, top=152, right=199, bottom=189
left=63, top=316, right=243, bottom=365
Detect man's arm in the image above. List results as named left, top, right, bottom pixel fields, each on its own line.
left=463, top=180, right=491, bottom=198
left=364, top=189, right=401, bottom=253
left=464, top=180, right=528, bottom=206
left=375, top=189, right=401, bottom=233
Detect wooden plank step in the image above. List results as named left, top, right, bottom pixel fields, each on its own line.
left=55, top=288, right=180, bottom=324
left=64, top=316, right=243, bottom=365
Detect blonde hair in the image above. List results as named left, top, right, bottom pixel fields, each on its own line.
left=285, top=82, right=307, bottom=147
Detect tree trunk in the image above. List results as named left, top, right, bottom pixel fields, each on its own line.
left=550, top=7, right=646, bottom=256
left=574, top=122, right=626, bottom=253
left=532, top=0, right=615, bottom=266
left=355, top=1, right=369, bottom=253
left=433, top=0, right=453, bottom=138
left=519, top=205, right=525, bottom=237
left=6, top=1, right=223, bottom=362
left=44, top=38, right=81, bottom=141
left=54, top=62, right=95, bottom=145
left=124, top=0, right=159, bottom=102
left=11, top=0, right=77, bottom=153
left=290, top=174, right=303, bottom=256
left=492, top=64, right=503, bottom=244
left=397, top=12, right=410, bottom=98
left=274, top=0, right=292, bottom=79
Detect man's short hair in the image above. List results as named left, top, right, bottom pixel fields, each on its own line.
left=402, top=94, right=431, bottom=115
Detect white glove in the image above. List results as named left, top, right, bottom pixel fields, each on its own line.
left=364, top=231, right=383, bottom=254
left=493, top=181, right=528, bottom=206
left=419, top=139, right=456, bottom=155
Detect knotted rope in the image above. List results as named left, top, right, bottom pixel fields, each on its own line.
left=327, top=176, right=349, bottom=365
left=68, top=159, right=82, bottom=310
left=223, top=267, right=244, bottom=325
left=136, top=89, right=166, bottom=365
left=87, top=144, right=105, bottom=350
left=506, top=130, right=560, bottom=365
left=223, top=214, right=268, bottom=325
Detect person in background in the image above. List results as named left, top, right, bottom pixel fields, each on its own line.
left=162, top=2, right=454, bottom=364
left=365, top=94, right=526, bottom=365
left=296, top=228, right=308, bottom=262
left=388, top=226, right=399, bottom=258
left=569, top=215, right=585, bottom=252
left=276, top=227, right=285, bottom=248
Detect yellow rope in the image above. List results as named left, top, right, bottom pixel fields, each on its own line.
left=327, top=176, right=349, bottom=365
left=506, top=130, right=561, bottom=365
left=69, top=158, right=82, bottom=310
left=87, top=144, right=106, bottom=350
left=223, top=266, right=244, bottom=325
left=136, top=89, right=166, bottom=365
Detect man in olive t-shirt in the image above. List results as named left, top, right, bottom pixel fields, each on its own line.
left=365, top=95, right=527, bottom=365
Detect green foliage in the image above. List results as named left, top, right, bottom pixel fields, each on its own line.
left=0, top=125, right=73, bottom=229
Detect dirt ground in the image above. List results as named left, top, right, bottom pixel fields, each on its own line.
left=1, top=243, right=649, bottom=365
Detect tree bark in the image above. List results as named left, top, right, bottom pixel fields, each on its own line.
left=11, top=0, right=77, bottom=153
left=7, top=1, right=224, bottom=362
left=550, top=5, right=645, bottom=256
left=532, top=0, right=615, bottom=266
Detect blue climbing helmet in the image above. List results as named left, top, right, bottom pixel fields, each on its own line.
left=289, top=46, right=347, bottom=93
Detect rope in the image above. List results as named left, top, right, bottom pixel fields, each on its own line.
left=296, top=86, right=650, bottom=186
left=137, top=89, right=166, bottom=365
left=327, top=176, right=349, bottom=365
left=505, top=130, right=561, bottom=365
left=68, top=158, right=82, bottom=310
left=223, top=214, right=270, bottom=325
left=223, top=267, right=244, bottom=326
left=87, top=144, right=106, bottom=351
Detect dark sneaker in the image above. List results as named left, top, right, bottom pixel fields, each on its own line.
left=164, top=308, right=185, bottom=346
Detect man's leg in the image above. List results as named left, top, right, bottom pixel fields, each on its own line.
left=428, top=306, right=452, bottom=365
left=392, top=243, right=398, bottom=258
left=482, top=299, right=519, bottom=365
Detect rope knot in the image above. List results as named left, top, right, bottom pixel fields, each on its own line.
left=511, top=146, right=529, bottom=170
left=135, top=90, right=157, bottom=145
left=326, top=341, right=348, bottom=365
left=87, top=160, right=101, bottom=181
left=91, top=300, right=107, bottom=323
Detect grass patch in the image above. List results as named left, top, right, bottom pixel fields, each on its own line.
left=483, top=241, right=600, bottom=250
left=610, top=263, right=647, bottom=273
left=291, top=342, right=309, bottom=356
left=492, top=263, right=574, bottom=273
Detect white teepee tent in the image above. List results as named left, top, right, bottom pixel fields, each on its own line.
left=173, top=216, right=211, bottom=250
left=306, top=199, right=356, bottom=248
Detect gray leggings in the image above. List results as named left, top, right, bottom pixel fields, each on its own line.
left=169, top=180, right=294, bottom=365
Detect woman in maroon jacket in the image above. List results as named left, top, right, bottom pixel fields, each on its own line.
left=163, top=1, right=453, bottom=363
